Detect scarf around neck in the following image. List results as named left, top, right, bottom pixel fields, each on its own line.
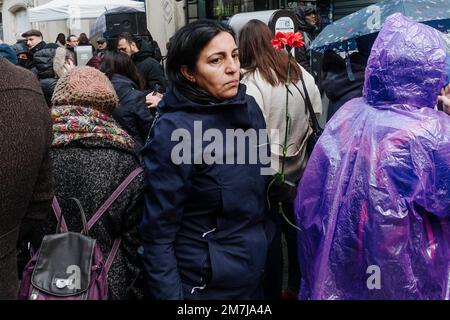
left=52, top=105, right=135, bottom=150
left=172, top=77, right=224, bottom=105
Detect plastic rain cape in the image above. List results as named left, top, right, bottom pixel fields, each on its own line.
left=295, top=13, right=450, bottom=300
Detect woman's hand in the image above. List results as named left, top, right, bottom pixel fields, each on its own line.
left=438, top=87, right=450, bottom=115
left=146, top=92, right=163, bottom=109
left=63, top=59, right=75, bottom=73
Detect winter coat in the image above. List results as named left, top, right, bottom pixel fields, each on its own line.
left=242, top=65, right=322, bottom=182
left=27, top=41, right=47, bottom=71
left=295, top=13, right=450, bottom=300
left=132, top=40, right=166, bottom=94
left=110, top=74, right=154, bottom=146
left=321, top=51, right=367, bottom=121
left=43, top=138, right=147, bottom=300
left=31, top=43, right=60, bottom=106
left=139, top=38, right=162, bottom=63
left=294, top=7, right=319, bottom=72
left=0, top=59, right=53, bottom=299
left=140, top=84, right=270, bottom=300
left=29, top=41, right=47, bottom=60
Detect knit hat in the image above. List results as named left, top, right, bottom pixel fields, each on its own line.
left=0, top=44, right=18, bottom=64
left=12, top=41, right=29, bottom=56
left=52, top=66, right=118, bottom=114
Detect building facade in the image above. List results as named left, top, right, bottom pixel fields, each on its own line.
left=0, top=0, right=93, bottom=45
left=143, top=0, right=383, bottom=56
left=180, top=1, right=381, bottom=33
left=1, top=0, right=33, bottom=43
left=183, top=1, right=318, bottom=24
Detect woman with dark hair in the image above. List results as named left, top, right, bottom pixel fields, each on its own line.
left=140, top=20, right=270, bottom=300
left=78, top=33, right=90, bottom=46
left=101, top=50, right=154, bottom=147
left=239, top=19, right=322, bottom=300
left=55, top=33, right=66, bottom=47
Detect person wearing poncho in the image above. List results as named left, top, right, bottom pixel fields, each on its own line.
left=295, top=13, right=450, bottom=300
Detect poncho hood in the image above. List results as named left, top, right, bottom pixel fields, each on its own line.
left=364, top=13, right=446, bottom=109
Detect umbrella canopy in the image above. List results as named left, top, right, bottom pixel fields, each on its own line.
left=311, top=0, right=450, bottom=52
left=90, top=6, right=141, bottom=38
left=28, top=0, right=145, bottom=23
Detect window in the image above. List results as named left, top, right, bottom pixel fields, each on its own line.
left=0, top=12, right=3, bottom=41
left=15, top=8, right=30, bottom=39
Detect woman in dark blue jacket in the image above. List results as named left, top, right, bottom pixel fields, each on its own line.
left=140, top=20, right=271, bottom=300
left=101, top=51, right=154, bottom=146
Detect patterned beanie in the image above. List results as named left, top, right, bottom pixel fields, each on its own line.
left=51, top=66, right=118, bottom=115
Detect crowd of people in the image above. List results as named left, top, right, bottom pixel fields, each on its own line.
left=0, top=5, right=449, bottom=301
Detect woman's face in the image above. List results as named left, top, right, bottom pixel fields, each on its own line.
left=184, top=32, right=240, bottom=101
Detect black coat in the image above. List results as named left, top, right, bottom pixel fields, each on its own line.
left=140, top=85, right=270, bottom=300
left=321, top=51, right=367, bottom=121
left=294, top=7, right=319, bottom=72
left=132, top=41, right=166, bottom=94
left=31, top=43, right=60, bottom=106
left=110, top=74, right=155, bottom=146
left=43, top=139, right=147, bottom=300
left=39, top=78, right=58, bottom=107
left=29, top=41, right=47, bottom=62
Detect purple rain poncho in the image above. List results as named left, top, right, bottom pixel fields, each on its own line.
left=295, top=13, right=450, bottom=300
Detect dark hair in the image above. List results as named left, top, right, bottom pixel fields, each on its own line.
left=55, top=33, right=66, bottom=44
left=79, top=33, right=90, bottom=45
left=239, top=19, right=301, bottom=86
left=116, top=32, right=140, bottom=49
left=100, top=50, right=145, bottom=90
left=141, top=29, right=154, bottom=43
left=166, top=19, right=235, bottom=85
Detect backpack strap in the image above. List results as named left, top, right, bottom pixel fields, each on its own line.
left=87, top=167, right=144, bottom=231
left=105, top=238, right=122, bottom=274
left=89, top=167, right=143, bottom=274
left=52, top=197, right=69, bottom=233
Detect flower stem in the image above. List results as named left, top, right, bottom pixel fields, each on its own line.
left=278, top=201, right=301, bottom=231
left=280, top=53, right=292, bottom=178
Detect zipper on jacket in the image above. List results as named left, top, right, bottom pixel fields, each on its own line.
left=191, top=284, right=207, bottom=295
left=202, top=228, right=216, bottom=238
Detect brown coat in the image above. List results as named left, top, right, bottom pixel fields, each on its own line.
left=0, top=59, right=53, bottom=299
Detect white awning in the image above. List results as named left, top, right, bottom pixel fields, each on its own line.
left=28, top=0, right=145, bottom=22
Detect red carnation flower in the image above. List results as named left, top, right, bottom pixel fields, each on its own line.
left=272, top=32, right=288, bottom=50
left=286, top=32, right=304, bottom=49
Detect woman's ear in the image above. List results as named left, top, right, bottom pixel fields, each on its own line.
left=181, top=65, right=196, bottom=83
